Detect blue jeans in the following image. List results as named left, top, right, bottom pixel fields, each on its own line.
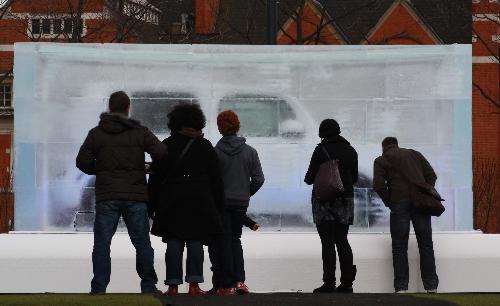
left=91, top=201, right=157, bottom=293
left=390, top=200, right=439, bottom=291
left=164, top=240, right=204, bottom=285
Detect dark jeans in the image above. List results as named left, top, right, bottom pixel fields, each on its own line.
left=164, top=240, right=204, bottom=285
left=91, top=201, right=157, bottom=293
left=390, top=200, right=439, bottom=291
left=208, top=207, right=246, bottom=288
left=316, top=220, right=353, bottom=285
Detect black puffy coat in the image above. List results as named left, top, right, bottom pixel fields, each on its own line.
left=148, top=133, right=224, bottom=241
left=76, top=113, right=166, bottom=203
left=304, top=135, right=358, bottom=197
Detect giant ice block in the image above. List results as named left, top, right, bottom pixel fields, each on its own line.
left=13, top=43, right=472, bottom=231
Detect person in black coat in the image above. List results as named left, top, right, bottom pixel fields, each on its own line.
left=304, top=119, right=358, bottom=294
left=148, top=103, right=224, bottom=296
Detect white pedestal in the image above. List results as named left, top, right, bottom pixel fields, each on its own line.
left=0, top=232, right=498, bottom=293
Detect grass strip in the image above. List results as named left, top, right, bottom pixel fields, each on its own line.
left=415, top=293, right=500, bottom=306
left=0, top=293, right=161, bottom=306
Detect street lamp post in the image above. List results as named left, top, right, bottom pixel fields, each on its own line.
left=267, top=0, right=277, bottom=44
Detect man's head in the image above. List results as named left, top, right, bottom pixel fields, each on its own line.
left=108, top=91, right=130, bottom=115
left=382, top=137, right=398, bottom=150
left=167, top=103, right=206, bottom=132
left=319, top=118, right=340, bottom=138
left=217, top=110, right=240, bottom=136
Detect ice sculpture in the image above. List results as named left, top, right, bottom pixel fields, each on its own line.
left=13, top=43, right=472, bottom=231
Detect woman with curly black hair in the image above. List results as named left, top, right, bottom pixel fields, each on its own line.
left=148, top=103, right=224, bottom=296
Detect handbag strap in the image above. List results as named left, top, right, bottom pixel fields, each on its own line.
left=320, top=145, right=332, bottom=161
left=174, top=138, right=195, bottom=168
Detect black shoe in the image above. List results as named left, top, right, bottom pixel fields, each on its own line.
left=313, top=283, right=336, bottom=293
left=207, top=287, right=218, bottom=295
left=338, top=265, right=357, bottom=293
left=335, top=284, right=353, bottom=293
left=142, top=289, right=163, bottom=296
left=89, top=291, right=106, bottom=295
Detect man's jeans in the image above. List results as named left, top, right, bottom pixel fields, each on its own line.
left=91, top=201, right=158, bottom=293
left=390, top=200, right=439, bottom=291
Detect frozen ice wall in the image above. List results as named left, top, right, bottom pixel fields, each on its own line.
left=13, top=43, right=472, bottom=231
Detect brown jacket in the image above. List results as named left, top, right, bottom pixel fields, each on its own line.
left=373, top=144, right=437, bottom=207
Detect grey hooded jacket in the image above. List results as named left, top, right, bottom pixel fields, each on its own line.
left=215, top=136, right=265, bottom=207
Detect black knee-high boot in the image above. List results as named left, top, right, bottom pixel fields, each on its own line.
left=336, top=265, right=357, bottom=293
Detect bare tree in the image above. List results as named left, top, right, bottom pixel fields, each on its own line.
left=0, top=152, right=13, bottom=233
left=472, top=1, right=500, bottom=114
left=2, top=0, right=163, bottom=43
left=277, top=0, right=384, bottom=45
left=473, top=157, right=500, bottom=232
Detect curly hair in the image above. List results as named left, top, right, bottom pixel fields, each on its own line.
left=167, top=103, right=206, bottom=132
left=217, top=110, right=240, bottom=136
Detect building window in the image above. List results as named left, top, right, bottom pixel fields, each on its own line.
left=31, top=19, right=41, bottom=35
left=41, top=19, right=51, bottom=34
left=30, top=18, right=84, bottom=37
left=0, top=84, right=12, bottom=108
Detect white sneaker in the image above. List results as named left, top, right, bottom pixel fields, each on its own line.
left=427, top=289, right=437, bottom=294
left=395, top=290, right=408, bottom=294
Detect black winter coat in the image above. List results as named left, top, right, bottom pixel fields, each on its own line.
left=148, top=133, right=224, bottom=241
left=304, top=135, right=358, bottom=198
left=76, top=113, right=166, bottom=203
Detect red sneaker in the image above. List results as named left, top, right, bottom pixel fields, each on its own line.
left=235, top=282, right=250, bottom=295
left=188, top=283, right=206, bottom=295
left=216, top=287, right=236, bottom=296
left=164, top=285, right=178, bottom=296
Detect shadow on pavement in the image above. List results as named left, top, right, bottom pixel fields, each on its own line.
left=158, top=293, right=457, bottom=306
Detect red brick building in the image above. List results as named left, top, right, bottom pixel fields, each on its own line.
left=1, top=0, right=497, bottom=232
left=0, top=0, right=161, bottom=232
left=472, top=0, right=500, bottom=233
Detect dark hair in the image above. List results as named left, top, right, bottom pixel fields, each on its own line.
left=382, top=137, right=398, bottom=147
left=319, top=118, right=340, bottom=138
left=167, top=103, right=206, bottom=132
left=109, top=91, right=130, bottom=113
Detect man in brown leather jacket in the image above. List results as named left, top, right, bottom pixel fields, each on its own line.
left=373, top=137, right=439, bottom=294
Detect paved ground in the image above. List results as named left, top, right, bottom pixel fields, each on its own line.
left=158, top=293, right=457, bottom=306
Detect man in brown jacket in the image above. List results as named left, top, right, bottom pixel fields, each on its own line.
left=373, top=137, right=439, bottom=294
left=76, top=91, right=166, bottom=294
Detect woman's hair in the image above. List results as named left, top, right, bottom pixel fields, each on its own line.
left=167, top=103, right=206, bottom=132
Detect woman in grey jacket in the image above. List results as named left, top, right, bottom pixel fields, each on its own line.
left=208, top=110, right=264, bottom=295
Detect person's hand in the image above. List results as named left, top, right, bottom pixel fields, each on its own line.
left=148, top=211, right=155, bottom=220
left=251, top=223, right=260, bottom=231
left=145, top=162, right=152, bottom=174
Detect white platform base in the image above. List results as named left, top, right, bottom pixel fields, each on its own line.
left=0, top=232, right=499, bottom=293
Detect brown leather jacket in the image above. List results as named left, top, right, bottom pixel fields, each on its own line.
left=373, top=144, right=437, bottom=207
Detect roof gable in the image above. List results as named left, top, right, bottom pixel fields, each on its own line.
left=362, top=0, right=442, bottom=44
left=277, top=0, right=347, bottom=45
